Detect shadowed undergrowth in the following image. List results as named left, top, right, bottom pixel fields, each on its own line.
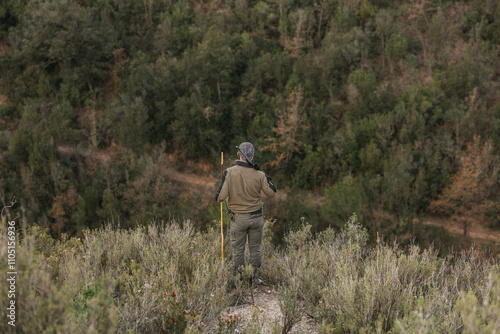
left=0, top=216, right=499, bottom=333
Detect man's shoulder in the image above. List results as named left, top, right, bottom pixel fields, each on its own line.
left=225, top=165, right=241, bottom=176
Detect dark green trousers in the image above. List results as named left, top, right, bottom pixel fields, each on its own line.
left=230, top=212, right=264, bottom=273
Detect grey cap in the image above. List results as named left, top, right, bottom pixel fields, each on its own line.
left=238, top=142, right=255, bottom=159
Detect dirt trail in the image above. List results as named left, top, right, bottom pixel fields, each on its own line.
left=56, top=144, right=217, bottom=188
left=223, top=286, right=317, bottom=334
left=416, top=217, right=500, bottom=243
left=170, top=169, right=215, bottom=188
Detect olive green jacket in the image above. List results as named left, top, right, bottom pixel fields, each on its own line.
left=215, top=160, right=276, bottom=213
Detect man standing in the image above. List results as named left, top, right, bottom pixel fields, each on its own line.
left=215, top=142, right=276, bottom=276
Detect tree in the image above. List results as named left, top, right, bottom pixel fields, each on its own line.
left=382, top=144, right=416, bottom=214
left=347, top=69, right=376, bottom=98
left=72, top=185, right=100, bottom=231
left=48, top=188, right=78, bottom=235
left=190, top=27, right=237, bottom=103
left=374, top=9, right=395, bottom=68
left=171, top=94, right=222, bottom=159
left=262, top=86, right=307, bottom=167
left=404, top=0, right=435, bottom=72
left=97, top=188, right=121, bottom=222
left=281, top=8, right=315, bottom=58
left=9, top=0, right=118, bottom=103
left=428, top=136, right=499, bottom=231
left=111, top=97, right=152, bottom=152
left=0, top=0, right=27, bottom=35
left=313, top=0, right=336, bottom=41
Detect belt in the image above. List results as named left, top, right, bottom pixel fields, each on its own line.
left=229, top=208, right=263, bottom=215
left=249, top=208, right=262, bottom=215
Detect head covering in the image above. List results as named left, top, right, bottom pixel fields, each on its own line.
left=238, top=142, right=255, bottom=159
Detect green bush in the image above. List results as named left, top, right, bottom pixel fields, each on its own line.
left=321, top=177, right=368, bottom=228
left=347, top=69, right=376, bottom=97
left=386, top=34, right=408, bottom=61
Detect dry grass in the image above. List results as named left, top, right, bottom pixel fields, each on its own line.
left=261, top=214, right=500, bottom=333
left=0, top=215, right=498, bottom=333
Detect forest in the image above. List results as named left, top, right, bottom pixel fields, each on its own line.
left=1, top=0, right=500, bottom=249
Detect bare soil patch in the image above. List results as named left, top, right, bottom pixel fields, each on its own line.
left=416, top=216, right=500, bottom=243
left=221, top=286, right=318, bottom=334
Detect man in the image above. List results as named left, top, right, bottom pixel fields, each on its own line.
left=215, top=142, right=276, bottom=276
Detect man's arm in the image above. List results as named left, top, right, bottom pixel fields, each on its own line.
left=261, top=172, right=276, bottom=198
left=215, top=170, right=229, bottom=202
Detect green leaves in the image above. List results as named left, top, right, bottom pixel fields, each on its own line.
left=9, top=0, right=118, bottom=103
left=171, top=94, right=222, bottom=159
left=347, top=69, right=376, bottom=97
left=321, top=177, right=368, bottom=228
left=386, top=34, right=408, bottom=61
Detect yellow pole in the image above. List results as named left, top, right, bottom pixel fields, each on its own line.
left=220, top=152, right=224, bottom=265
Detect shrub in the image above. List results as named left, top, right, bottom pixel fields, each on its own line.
left=386, top=34, right=408, bottom=61
left=321, top=178, right=368, bottom=228
left=0, top=221, right=229, bottom=333
left=262, top=214, right=500, bottom=333
left=1, top=216, right=498, bottom=333
left=347, top=69, right=376, bottom=97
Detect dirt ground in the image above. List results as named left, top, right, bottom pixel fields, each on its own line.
left=416, top=216, right=500, bottom=243
left=220, top=285, right=318, bottom=334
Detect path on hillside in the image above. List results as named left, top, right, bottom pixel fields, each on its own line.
left=416, top=217, right=500, bottom=243
left=56, top=144, right=217, bottom=187
left=169, top=169, right=215, bottom=188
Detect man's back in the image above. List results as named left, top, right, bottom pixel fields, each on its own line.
left=216, top=160, right=276, bottom=213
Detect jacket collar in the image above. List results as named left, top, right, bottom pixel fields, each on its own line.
left=236, top=160, right=253, bottom=168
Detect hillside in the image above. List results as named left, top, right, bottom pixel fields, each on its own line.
left=1, top=0, right=500, bottom=249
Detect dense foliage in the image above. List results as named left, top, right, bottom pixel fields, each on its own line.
left=1, top=0, right=500, bottom=242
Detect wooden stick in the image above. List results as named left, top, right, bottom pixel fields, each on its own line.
left=220, top=152, right=224, bottom=265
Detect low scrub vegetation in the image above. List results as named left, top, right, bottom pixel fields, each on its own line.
left=263, top=215, right=500, bottom=333
left=1, top=216, right=498, bottom=333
